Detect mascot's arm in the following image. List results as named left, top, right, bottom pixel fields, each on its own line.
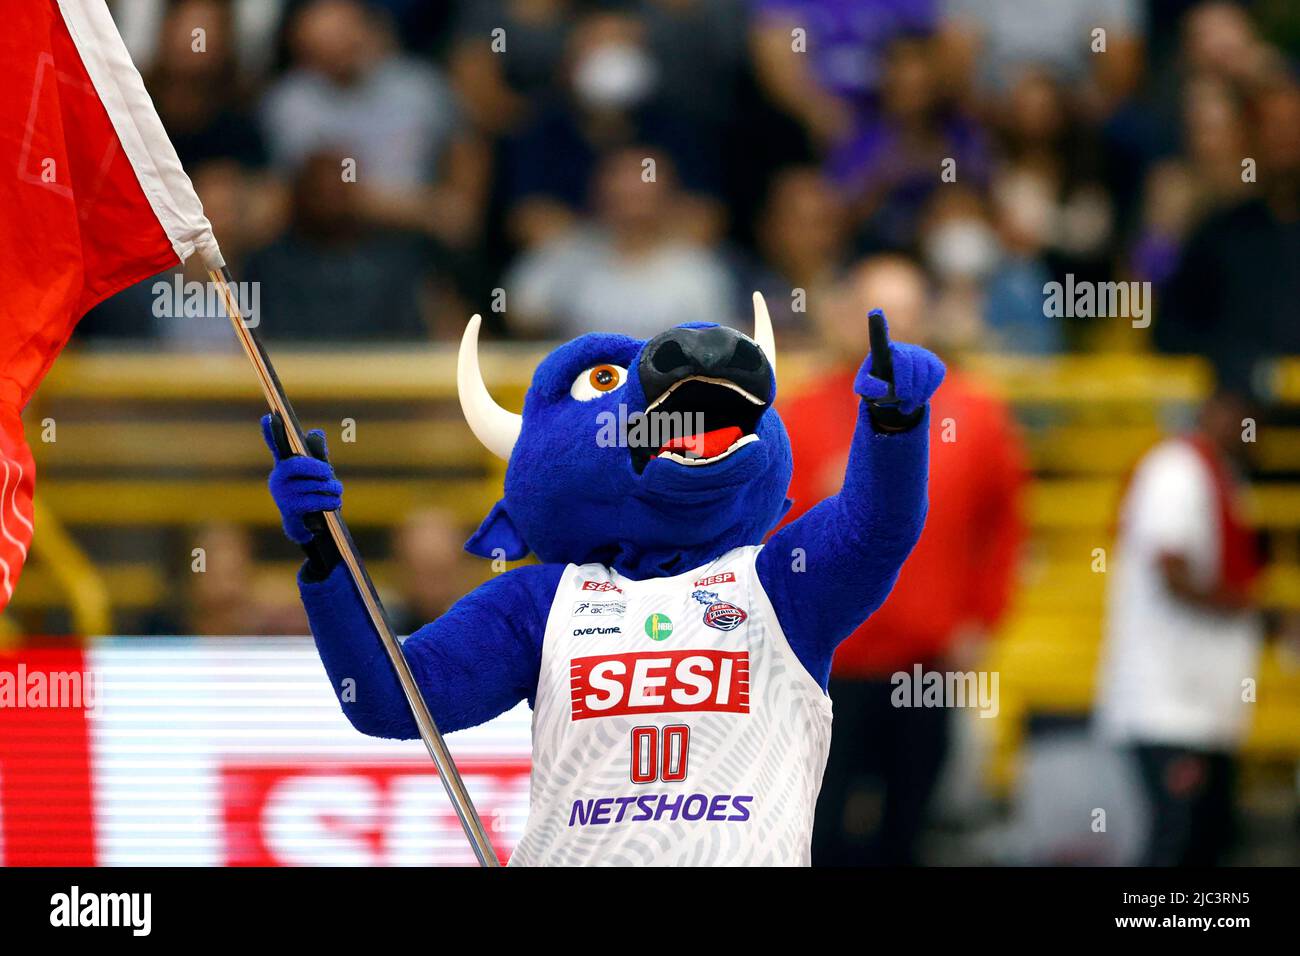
left=298, top=561, right=563, bottom=739
left=261, top=412, right=561, bottom=739
left=757, top=318, right=945, bottom=690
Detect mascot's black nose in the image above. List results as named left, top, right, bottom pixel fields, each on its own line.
left=638, top=325, right=772, bottom=404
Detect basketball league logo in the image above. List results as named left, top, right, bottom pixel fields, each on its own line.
left=690, top=589, right=748, bottom=632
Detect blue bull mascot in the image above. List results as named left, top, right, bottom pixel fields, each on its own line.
left=263, top=293, right=944, bottom=865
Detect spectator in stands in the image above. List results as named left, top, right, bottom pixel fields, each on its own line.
left=916, top=188, right=992, bottom=354
left=145, top=0, right=268, bottom=171
left=499, top=6, right=724, bottom=249
left=262, top=0, right=487, bottom=250
left=115, top=0, right=285, bottom=77
left=505, top=148, right=734, bottom=339
left=1157, top=77, right=1300, bottom=382
left=746, top=166, right=851, bottom=345
left=641, top=0, right=747, bottom=136
left=778, top=254, right=1028, bottom=865
left=1148, top=2, right=1282, bottom=131
left=166, top=523, right=305, bottom=635
left=831, top=32, right=990, bottom=251
left=450, top=0, right=576, bottom=137
left=1127, top=3, right=1286, bottom=291
left=917, top=184, right=1063, bottom=355
left=263, top=0, right=451, bottom=183
left=983, top=170, right=1064, bottom=354
left=1129, top=75, right=1249, bottom=291
left=389, top=508, right=475, bottom=636
left=942, top=0, right=1145, bottom=116
left=1095, top=389, right=1264, bottom=866
left=750, top=0, right=948, bottom=149
left=1180, top=75, right=1253, bottom=205
left=1130, top=159, right=1201, bottom=291
left=454, top=0, right=746, bottom=147
left=1117, top=2, right=1280, bottom=224
left=364, top=0, right=458, bottom=57
left=243, top=151, right=437, bottom=341
left=992, top=68, right=1115, bottom=277
left=1181, top=1, right=1282, bottom=85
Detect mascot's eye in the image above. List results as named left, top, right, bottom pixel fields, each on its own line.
left=570, top=364, right=627, bottom=401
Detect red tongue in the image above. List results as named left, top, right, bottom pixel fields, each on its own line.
left=659, top=426, right=743, bottom=459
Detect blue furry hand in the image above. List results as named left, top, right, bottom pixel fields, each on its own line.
left=261, top=413, right=342, bottom=544
left=854, top=311, right=946, bottom=418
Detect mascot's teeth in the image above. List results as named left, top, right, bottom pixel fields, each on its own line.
left=645, top=376, right=765, bottom=413
left=657, top=433, right=759, bottom=466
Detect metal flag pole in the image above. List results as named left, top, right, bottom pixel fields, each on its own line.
left=208, top=264, right=501, bottom=868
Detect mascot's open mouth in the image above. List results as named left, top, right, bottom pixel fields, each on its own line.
left=638, top=375, right=767, bottom=469
left=630, top=311, right=776, bottom=475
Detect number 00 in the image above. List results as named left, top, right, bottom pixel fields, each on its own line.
left=629, top=725, right=690, bottom=784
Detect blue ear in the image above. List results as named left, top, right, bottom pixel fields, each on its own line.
left=465, top=500, right=530, bottom=561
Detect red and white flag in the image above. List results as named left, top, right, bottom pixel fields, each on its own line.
left=0, top=0, right=219, bottom=610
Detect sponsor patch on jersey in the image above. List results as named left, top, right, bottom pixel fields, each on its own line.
left=694, top=571, right=735, bottom=588
left=572, top=600, right=626, bottom=618
left=569, top=649, right=749, bottom=719
left=691, top=589, right=748, bottom=632
left=579, top=580, right=623, bottom=594
left=643, top=613, right=674, bottom=641
left=568, top=793, right=753, bottom=827
left=573, top=626, right=621, bottom=637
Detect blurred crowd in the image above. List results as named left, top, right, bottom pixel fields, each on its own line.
left=78, top=0, right=1300, bottom=381
left=69, top=0, right=1300, bottom=866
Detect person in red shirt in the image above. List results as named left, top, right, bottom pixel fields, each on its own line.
left=778, top=254, right=1028, bottom=865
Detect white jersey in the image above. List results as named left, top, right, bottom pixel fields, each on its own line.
left=1096, top=439, right=1262, bottom=749
left=509, top=545, right=832, bottom=866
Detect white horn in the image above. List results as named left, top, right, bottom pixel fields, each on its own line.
left=457, top=314, right=522, bottom=460
left=751, top=291, right=776, bottom=367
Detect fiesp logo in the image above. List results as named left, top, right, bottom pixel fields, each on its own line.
left=580, top=580, right=623, bottom=594
left=694, top=572, right=735, bottom=588
left=570, top=650, right=749, bottom=720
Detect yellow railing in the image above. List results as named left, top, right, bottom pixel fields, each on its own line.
left=13, top=497, right=111, bottom=637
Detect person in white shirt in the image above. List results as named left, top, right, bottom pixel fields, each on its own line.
left=506, top=149, right=735, bottom=341
left=1096, top=389, right=1264, bottom=865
